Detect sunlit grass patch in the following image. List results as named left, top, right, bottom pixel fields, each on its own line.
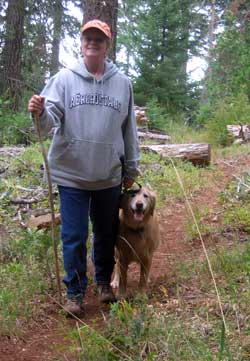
left=139, top=151, right=212, bottom=206
left=168, top=122, right=208, bottom=144
left=213, top=142, right=250, bottom=159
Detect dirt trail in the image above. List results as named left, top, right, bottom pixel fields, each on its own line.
left=1, top=154, right=249, bottom=361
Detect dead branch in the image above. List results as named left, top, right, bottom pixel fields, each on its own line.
left=10, top=197, right=40, bottom=204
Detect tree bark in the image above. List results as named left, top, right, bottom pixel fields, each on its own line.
left=141, top=143, right=211, bottom=166
left=82, top=0, right=118, bottom=61
left=0, top=0, right=25, bottom=111
left=49, top=0, right=63, bottom=76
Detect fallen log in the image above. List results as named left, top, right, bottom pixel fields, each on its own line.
left=227, top=124, right=250, bottom=143
left=141, top=143, right=211, bottom=166
left=137, top=130, right=171, bottom=144
left=134, top=105, right=150, bottom=125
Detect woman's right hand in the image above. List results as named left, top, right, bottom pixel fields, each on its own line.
left=28, top=95, right=45, bottom=116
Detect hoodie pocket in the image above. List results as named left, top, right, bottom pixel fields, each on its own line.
left=52, top=139, right=122, bottom=182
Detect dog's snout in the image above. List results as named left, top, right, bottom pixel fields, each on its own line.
left=136, top=201, right=143, bottom=210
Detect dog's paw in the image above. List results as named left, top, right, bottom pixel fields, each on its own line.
left=111, top=279, right=119, bottom=289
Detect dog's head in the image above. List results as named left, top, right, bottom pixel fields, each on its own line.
left=120, top=186, right=156, bottom=227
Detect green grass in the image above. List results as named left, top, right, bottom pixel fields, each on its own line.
left=139, top=151, right=211, bottom=206
left=167, top=122, right=209, bottom=144
left=0, top=144, right=62, bottom=336
left=185, top=206, right=213, bottom=241
left=219, top=173, right=250, bottom=233
left=66, top=250, right=250, bottom=361
left=213, top=142, right=250, bottom=159
left=0, top=260, right=47, bottom=336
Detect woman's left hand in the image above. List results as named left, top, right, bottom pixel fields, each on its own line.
left=123, top=177, right=134, bottom=189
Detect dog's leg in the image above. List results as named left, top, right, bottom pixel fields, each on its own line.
left=139, top=258, right=152, bottom=291
left=111, top=262, right=120, bottom=289
left=118, top=261, right=128, bottom=298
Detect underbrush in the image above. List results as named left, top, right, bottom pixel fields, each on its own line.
left=0, top=111, right=34, bottom=146
left=0, top=142, right=212, bottom=339
left=66, top=243, right=250, bottom=360
left=0, top=260, right=47, bottom=336
left=219, top=171, right=250, bottom=234
left=0, top=224, right=61, bottom=336
left=1, top=138, right=250, bottom=360
left=0, top=144, right=61, bottom=336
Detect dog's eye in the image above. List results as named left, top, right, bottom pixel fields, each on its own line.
left=143, top=193, right=149, bottom=198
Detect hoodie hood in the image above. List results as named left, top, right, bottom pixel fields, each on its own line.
left=68, top=58, right=119, bottom=82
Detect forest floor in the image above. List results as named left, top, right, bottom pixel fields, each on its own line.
left=1, top=148, right=250, bottom=361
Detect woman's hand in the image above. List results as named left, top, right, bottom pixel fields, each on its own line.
left=123, top=177, right=134, bottom=189
left=28, top=95, right=45, bottom=116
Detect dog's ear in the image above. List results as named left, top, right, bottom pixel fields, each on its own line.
left=149, top=191, right=156, bottom=215
left=119, top=192, right=129, bottom=209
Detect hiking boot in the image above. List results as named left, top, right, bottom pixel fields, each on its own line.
left=64, top=297, right=84, bottom=318
left=97, top=284, right=117, bottom=304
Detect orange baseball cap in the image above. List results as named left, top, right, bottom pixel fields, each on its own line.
left=80, top=19, right=112, bottom=39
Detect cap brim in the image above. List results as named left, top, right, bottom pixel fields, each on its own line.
left=80, top=24, right=111, bottom=39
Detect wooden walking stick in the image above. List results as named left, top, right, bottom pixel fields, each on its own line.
left=34, top=113, right=62, bottom=304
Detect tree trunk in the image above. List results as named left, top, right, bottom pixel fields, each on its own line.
left=0, top=0, right=25, bottom=111
left=141, top=143, right=211, bottom=166
left=82, top=0, right=118, bottom=61
left=49, top=0, right=63, bottom=76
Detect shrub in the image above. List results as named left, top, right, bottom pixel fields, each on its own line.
left=0, top=110, right=34, bottom=146
left=194, top=103, right=213, bottom=128
left=206, top=93, right=250, bottom=146
left=145, top=98, right=172, bottom=131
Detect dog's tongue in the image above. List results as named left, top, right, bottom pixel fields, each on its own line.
left=134, top=211, right=144, bottom=221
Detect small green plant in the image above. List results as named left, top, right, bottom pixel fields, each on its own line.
left=219, top=174, right=250, bottom=233
left=185, top=207, right=213, bottom=241
left=224, top=204, right=250, bottom=232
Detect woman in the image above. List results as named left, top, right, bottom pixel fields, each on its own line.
left=28, top=19, right=140, bottom=317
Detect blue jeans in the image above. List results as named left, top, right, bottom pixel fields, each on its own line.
left=58, top=184, right=121, bottom=299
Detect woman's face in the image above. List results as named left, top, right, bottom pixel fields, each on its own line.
left=81, top=28, right=109, bottom=62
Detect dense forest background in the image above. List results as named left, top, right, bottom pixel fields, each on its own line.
left=0, top=0, right=250, bottom=145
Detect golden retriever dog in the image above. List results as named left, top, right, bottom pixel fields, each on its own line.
left=111, top=186, right=160, bottom=298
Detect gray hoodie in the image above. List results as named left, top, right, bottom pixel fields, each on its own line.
left=39, top=59, right=140, bottom=190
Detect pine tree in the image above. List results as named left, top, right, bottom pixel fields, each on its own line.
left=0, top=0, right=26, bottom=110
left=131, top=0, right=207, bottom=111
